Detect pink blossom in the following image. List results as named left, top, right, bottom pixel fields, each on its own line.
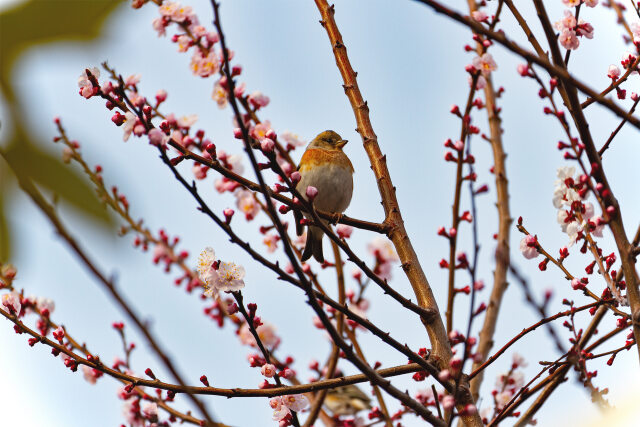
left=583, top=0, right=598, bottom=6
left=192, top=164, right=207, bottom=180
left=190, top=49, right=219, bottom=78
left=632, top=22, right=640, bottom=43
left=81, top=365, right=101, bottom=384
left=519, top=235, right=538, bottom=259
left=148, top=128, right=169, bottom=147
left=554, top=10, right=577, bottom=32
left=336, top=224, right=353, bottom=239
left=212, top=80, right=228, bottom=108
left=125, top=74, right=141, bottom=86
left=239, top=322, right=280, bottom=349
left=281, top=131, right=306, bottom=147
left=36, top=297, right=55, bottom=314
left=591, top=216, right=605, bottom=237
left=517, top=63, right=529, bottom=77
left=62, top=146, right=73, bottom=163
left=561, top=0, right=581, bottom=6
left=261, top=363, right=277, bottom=378
left=471, top=10, right=488, bottom=22
left=263, top=234, right=279, bottom=253
left=205, top=261, right=245, bottom=294
left=2, top=291, right=21, bottom=314
left=471, top=53, right=497, bottom=76
left=282, top=394, right=309, bottom=412
left=251, top=121, right=273, bottom=141
left=122, top=112, right=138, bottom=142
left=270, top=397, right=290, bottom=421
left=176, top=35, right=192, bottom=52
left=142, top=402, right=158, bottom=420
left=608, top=65, right=621, bottom=79
left=442, top=395, right=455, bottom=410
left=152, top=17, right=167, bottom=36
left=248, top=91, right=270, bottom=108
left=177, top=114, right=198, bottom=129
left=512, top=353, right=528, bottom=368
left=576, top=20, right=594, bottom=39
left=305, top=185, right=318, bottom=200
left=559, top=30, right=580, bottom=50
left=227, top=154, right=244, bottom=174
left=235, top=189, right=260, bottom=220
left=260, top=138, right=275, bottom=153
left=367, top=237, right=399, bottom=263
left=469, top=74, right=487, bottom=90
left=571, top=278, right=587, bottom=290
left=77, top=67, right=100, bottom=89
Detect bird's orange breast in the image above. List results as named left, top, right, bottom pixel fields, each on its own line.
left=298, top=148, right=354, bottom=173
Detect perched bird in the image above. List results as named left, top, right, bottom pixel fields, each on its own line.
left=324, top=384, right=372, bottom=416
left=295, top=130, right=353, bottom=263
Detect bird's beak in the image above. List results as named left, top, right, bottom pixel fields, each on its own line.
left=336, top=139, right=348, bottom=148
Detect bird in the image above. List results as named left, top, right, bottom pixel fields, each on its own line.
left=294, top=130, right=353, bottom=263
left=324, top=384, right=372, bottom=416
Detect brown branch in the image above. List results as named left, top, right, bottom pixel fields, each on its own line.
left=211, top=3, right=445, bottom=423
left=599, top=96, right=640, bottom=157
left=465, top=0, right=513, bottom=403
left=1, top=157, right=221, bottom=427
left=530, top=0, right=640, bottom=362
left=313, top=3, right=481, bottom=424
left=412, top=0, right=640, bottom=131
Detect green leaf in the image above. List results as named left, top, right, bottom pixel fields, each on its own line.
left=0, top=0, right=123, bottom=99
left=3, top=133, right=113, bottom=225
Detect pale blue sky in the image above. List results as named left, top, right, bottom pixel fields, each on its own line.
left=1, top=0, right=639, bottom=426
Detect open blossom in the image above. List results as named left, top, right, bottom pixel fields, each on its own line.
left=555, top=10, right=577, bottom=32
left=78, top=67, right=100, bottom=98
left=559, top=29, right=580, bottom=50
left=251, top=121, right=273, bottom=141
left=148, top=128, right=169, bottom=148
left=566, top=221, right=582, bottom=246
left=519, top=235, right=538, bottom=259
left=122, top=112, right=138, bottom=142
left=583, top=0, right=598, bottom=6
left=235, top=189, right=260, bottom=220
left=190, top=49, right=219, bottom=78
left=368, top=237, right=399, bottom=263
left=261, top=363, right=277, bottom=378
left=81, top=365, right=102, bottom=384
left=472, top=53, right=497, bottom=76
left=562, top=0, right=581, bottom=6
left=512, top=353, right=528, bottom=368
left=608, top=65, right=621, bottom=80
left=469, top=74, right=486, bottom=90
left=2, top=291, right=21, bottom=314
left=471, top=10, right=488, bottom=22
left=263, top=234, right=279, bottom=253
left=631, top=22, right=640, bottom=43
left=336, top=224, right=353, bottom=239
left=282, top=394, right=309, bottom=412
left=207, top=261, right=245, bottom=294
left=142, top=402, right=158, bottom=420
left=576, top=19, right=594, bottom=39
left=248, top=91, right=270, bottom=109
left=212, top=81, right=228, bottom=108
left=177, top=114, right=198, bottom=129
left=239, top=322, right=280, bottom=349
left=270, top=397, right=290, bottom=421
left=280, top=131, right=306, bottom=148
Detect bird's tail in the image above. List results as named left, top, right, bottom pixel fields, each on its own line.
left=301, top=225, right=324, bottom=263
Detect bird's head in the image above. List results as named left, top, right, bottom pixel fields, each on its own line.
left=310, top=130, right=348, bottom=150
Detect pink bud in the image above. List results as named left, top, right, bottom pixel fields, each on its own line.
left=260, top=138, right=275, bottom=153
left=306, top=186, right=318, bottom=201
left=233, top=128, right=243, bottom=139
left=223, top=208, right=235, bottom=224
left=290, top=171, right=301, bottom=184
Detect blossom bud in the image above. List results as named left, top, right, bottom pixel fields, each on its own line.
left=305, top=186, right=318, bottom=201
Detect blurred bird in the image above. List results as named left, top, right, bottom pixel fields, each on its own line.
left=324, top=384, right=372, bottom=416
left=295, top=130, right=353, bottom=263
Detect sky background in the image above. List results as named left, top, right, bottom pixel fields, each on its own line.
left=1, top=0, right=640, bottom=426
